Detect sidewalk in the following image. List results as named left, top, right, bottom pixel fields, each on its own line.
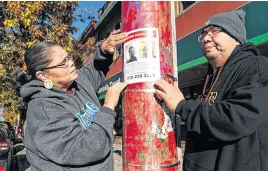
left=113, top=136, right=123, bottom=171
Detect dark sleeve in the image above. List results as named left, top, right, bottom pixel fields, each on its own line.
left=175, top=61, right=268, bottom=142
left=31, top=100, right=116, bottom=166
left=79, top=41, right=113, bottom=92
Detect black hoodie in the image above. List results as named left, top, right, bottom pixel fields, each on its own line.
left=176, top=43, right=268, bottom=171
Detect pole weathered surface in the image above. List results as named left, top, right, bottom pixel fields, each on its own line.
left=122, top=2, right=178, bottom=171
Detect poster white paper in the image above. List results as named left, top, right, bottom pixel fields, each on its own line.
left=123, top=28, right=160, bottom=84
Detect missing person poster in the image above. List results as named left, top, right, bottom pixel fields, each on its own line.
left=123, top=28, right=160, bottom=84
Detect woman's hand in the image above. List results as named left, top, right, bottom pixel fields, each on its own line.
left=154, top=79, right=185, bottom=112
left=101, top=29, right=128, bottom=54
left=103, top=82, right=127, bottom=110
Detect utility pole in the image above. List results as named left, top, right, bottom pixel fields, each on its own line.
left=122, top=2, right=179, bottom=171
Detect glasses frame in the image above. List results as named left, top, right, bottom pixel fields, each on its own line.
left=198, top=26, right=224, bottom=43
left=42, top=57, right=71, bottom=70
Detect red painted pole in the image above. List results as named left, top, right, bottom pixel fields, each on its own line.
left=122, top=2, right=178, bottom=171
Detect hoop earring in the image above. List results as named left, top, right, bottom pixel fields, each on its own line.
left=44, top=80, right=53, bottom=89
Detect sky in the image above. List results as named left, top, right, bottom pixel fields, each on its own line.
left=72, top=1, right=106, bottom=40
left=0, top=108, right=3, bottom=121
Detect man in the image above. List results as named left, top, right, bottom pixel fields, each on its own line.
left=127, top=46, right=137, bottom=63
left=155, top=10, right=268, bottom=171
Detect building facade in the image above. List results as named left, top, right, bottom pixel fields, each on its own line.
left=76, top=1, right=268, bottom=135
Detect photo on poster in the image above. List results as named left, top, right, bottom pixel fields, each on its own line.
left=126, top=45, right=138, bottom=63
left=123, top=28, right=160, bottom=84
left=139, top=40, right=157, bottom=59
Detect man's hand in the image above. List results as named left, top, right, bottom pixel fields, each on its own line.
left=103, top=82, right=127, bottom=110
left=154, top=79, right=185, bottom=112
left=101, top=29, right=128, bottom=54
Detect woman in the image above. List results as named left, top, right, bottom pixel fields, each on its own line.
left=15, top=30, right=127, bottom=171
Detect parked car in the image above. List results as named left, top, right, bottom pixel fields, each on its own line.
left=0, top=126, right=14, bottom=171
left=0, top=121, right=16, bottom=171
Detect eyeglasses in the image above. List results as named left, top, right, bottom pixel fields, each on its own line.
left=43, top=57, right=71, bottom=70
left=198, top=26, right=224, bottom=43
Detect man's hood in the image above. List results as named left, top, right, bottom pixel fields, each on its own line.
left=224, top=42, right=260, bottom=70
left=208, top=43, right=260, bottom=73
left=229, top=42, right=260, bottom=60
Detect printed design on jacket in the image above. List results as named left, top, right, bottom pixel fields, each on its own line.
left=76, top=103, right=100, bottom=129
left=207, top=91, right=218, bottom=104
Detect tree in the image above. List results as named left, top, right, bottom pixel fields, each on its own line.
left=0, top=1, right=94, bottom=123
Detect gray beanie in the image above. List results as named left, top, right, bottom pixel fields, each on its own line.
left=203, top=10, right=247, bottom=44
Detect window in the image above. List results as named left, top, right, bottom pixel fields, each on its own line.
left=174, top=1, right=196, bottom=17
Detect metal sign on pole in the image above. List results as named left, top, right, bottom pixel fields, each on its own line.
left=122, top=2, right=178, bottom=171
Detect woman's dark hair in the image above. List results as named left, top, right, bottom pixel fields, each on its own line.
left=14, top=41, right=58, bottom=86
